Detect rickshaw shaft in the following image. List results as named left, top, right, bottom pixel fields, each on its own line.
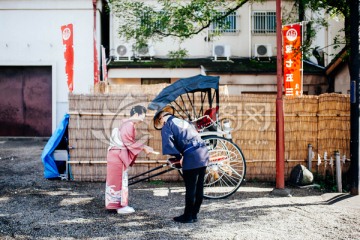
left=128, top=167, right=176, bottom=186
left=129, top=163, right=168, bottom=181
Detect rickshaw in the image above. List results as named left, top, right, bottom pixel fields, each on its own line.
left=129, top=75, right=246, bottom=199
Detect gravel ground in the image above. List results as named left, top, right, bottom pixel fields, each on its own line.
left=1, top=139, right=360, bottom=240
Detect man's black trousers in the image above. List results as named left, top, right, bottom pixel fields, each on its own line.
left=182, top=166, right=207, bottom=218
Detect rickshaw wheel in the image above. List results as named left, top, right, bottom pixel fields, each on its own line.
left=202, top=135, right=246, bottom=199
left=178, top=135, right=246, bottom=199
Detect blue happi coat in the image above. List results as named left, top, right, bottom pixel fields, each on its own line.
left=161, top=116, right=209, bottom=170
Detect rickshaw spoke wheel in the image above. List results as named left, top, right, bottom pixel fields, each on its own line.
left=201, top=135, right=246, bottom=199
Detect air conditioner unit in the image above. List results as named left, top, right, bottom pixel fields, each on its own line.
left=134, top=44, right=155, bottom=59
left=254, top=44, right=273, bottom=59
left=114, top=44, right=133, bottom=61
left=213, top=44, right=231, bottom=61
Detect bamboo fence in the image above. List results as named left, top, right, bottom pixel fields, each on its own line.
left=68, top=84, right=350, bottom=182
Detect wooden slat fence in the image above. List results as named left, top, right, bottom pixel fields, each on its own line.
left=68, top=85, right=350, bottom=182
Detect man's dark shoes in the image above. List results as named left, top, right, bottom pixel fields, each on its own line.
left=192, top=214, right=198, bottom=222
left=173, top=215, right=194, bottom=223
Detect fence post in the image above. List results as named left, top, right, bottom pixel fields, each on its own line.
left=307, top=144, right=312, bottom=172
left=335, top=151, right=342, bottom=193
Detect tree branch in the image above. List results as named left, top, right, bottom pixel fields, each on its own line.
left=131, top=0, right=248, bottom=39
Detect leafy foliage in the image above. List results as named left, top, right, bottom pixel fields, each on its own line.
left=304, top=0, right=350, bottom=46
left=109, top=0, right=351, bottom=63
left=109, top=0, right=249, bottom=49
left=289, top=0, right=350, bottom=62
left=313, top=172, right=350, bottom=193
left=166, top=48, right=188, bottom=68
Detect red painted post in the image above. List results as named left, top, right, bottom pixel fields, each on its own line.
left=275, top=0, right=285, bottom=189
left=93, top=0, right=99, bottom=85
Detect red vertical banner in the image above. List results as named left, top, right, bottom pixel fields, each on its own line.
left=61, top=24, right=74, bottom=92
left=94, top=33, right=99, bottom=85
left=283, top=24, right=302, bottom=96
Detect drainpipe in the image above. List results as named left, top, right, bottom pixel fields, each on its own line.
left=248, top=3, right=252, bottom=58
left=93, top=0, right=96, bottom=30
left=108, top=2, right=114, bottom=58
left=93, top=0, right=97, bottom=54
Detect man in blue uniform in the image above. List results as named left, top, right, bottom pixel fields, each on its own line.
left=154, top=106, right=209, bottom=223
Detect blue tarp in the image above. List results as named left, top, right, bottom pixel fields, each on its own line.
left=41, top=114, right=69, bottom=179
left=148, top=74, right=219, bottom=112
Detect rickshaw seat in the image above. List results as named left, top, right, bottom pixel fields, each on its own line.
left=196, top=106, right=219, bottom=130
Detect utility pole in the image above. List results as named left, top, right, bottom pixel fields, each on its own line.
left=349, top=0, right=359, bottom=195
left=275, top=0, right=285, bottom=189
left=272, top=0, right=290, bottom=197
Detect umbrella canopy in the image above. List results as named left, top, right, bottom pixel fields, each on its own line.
left=148, top=74, right=219, bottom=112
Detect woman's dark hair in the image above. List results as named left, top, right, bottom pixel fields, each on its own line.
left=130, top=105, right=147, bottom=116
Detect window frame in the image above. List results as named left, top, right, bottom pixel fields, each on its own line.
left=209, top=11, right=240, bottom=35
left=252, top=11, right=276, bottom=35
left=139, top=11, right=165, bottom=32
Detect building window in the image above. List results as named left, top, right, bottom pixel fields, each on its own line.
left=140, top=11, right=164, bottom=31
left=141, top=78, right=170, bottom=85
left=210, top=12, right=239, bottom=34
left=252, top=11, right=276, bottom=34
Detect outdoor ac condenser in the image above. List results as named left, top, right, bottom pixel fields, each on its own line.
left=254, top=44, right=273, bottom=59
left=213, top=44, right=231, bottom=61
left=114, top=44, right=133, bottom=61
left=134, top=44, right=155, bottom=59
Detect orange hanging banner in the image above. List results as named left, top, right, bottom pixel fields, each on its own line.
left=93, top=33, right=99, bottom=85
left=283, top=24, right=302, bottom=96
left=61, top=24, right=74, bottom=92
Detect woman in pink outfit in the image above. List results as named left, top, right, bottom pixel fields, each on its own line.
left=105, top=105, right=153, bottom=214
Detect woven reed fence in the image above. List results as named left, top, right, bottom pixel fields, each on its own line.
left=68, top=85, right=350, bottom=182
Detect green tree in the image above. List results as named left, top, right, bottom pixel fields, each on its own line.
left=109, top=0, right=351, bottom=62
left=109, top=0, right=250, bottom=54
left=296, top=0, right=350, bottom=62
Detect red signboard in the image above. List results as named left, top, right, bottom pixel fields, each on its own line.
left=283, top=24, right=302, bottom=96
left=94, top=33, right=99, bottom=85
left=61, top=24, right=74, bottom=92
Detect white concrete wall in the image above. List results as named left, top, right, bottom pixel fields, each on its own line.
left=0, top=0, right=100, bottom=130
left=110, top=0, right=345, bottom=66
left=326, top=18, right=345, bottom=64
left=108, top=68, right=201, bottom=79
left=107, top=0, right=297, bottom=96
left=306, top=9, right=345, bottom=66
left=110, top=0, right=294, bottom=59
left=108, top=0, right=335, bottom=95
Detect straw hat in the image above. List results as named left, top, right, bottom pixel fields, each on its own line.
left=153, top=105, right=175, bottom=130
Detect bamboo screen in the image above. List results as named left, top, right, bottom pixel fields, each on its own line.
left=68, top=85, right=350, bottom=182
